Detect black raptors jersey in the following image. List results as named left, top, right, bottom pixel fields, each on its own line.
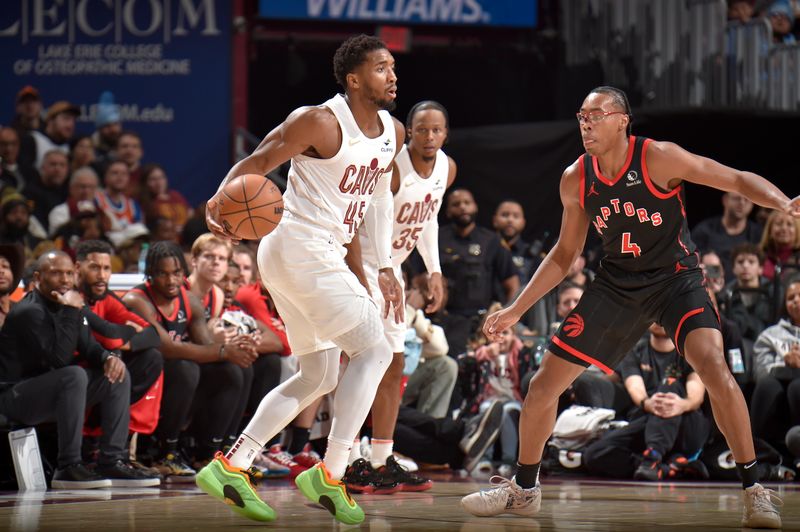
left=129, top=282, right=192, bottom=343
left=581, top=136, right=696, bottom=273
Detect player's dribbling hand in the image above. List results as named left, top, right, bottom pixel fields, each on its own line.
left=378, top=268, right=405, bottom=324
left=424, top=272, right=445, bottom=314
left=482, top=307, right=521, bottom=343
left=206, top=197, right=241, bottom=244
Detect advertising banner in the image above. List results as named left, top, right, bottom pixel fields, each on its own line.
left=259, top=0, right=537, bottom=28
left=0, top=0, right=232, bottom=205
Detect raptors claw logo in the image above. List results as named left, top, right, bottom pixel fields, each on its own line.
left=563, top=314, right=585, bottom=337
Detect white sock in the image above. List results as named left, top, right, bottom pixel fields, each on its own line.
left=371, top=439, right=393, bottom=467
left=226, top=432, right=262, bottom=470
left=324, top=437, right=352, bottom=480
left=348, top=438, right=362, bottom=464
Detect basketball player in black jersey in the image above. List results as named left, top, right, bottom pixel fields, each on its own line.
left=462, top=86, right=798, bottom=529
left=123, top=241, right=258, bottom=480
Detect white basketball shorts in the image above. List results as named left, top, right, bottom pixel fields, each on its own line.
left=256, top=218, right=376, bottom=356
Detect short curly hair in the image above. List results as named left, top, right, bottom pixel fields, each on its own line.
left=333, top=34, right=388, bottom=89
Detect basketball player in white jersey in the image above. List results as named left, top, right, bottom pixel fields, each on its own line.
left=197, top=35, right=405, bottom=525
left=345, top=101, right=456, bottom=492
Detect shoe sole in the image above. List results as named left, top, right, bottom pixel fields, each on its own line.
left=742, top=516, right=782, bottom=529
left=463, top=402, right=504, bottom=473
left=195, top=466, right=275, bottom=522
left=51, top=478, right=112, bottom=489
left=107, top=478, right=161, bottom=488
left=400, top=481, right=433, bottom=492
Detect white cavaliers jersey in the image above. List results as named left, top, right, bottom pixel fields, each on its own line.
left=281, top=94, right=396, bottom=246
left=361, top=144, right=449, bottom=267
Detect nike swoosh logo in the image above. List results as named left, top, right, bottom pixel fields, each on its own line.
left=744, top=461, right=756, bottom=469
left=348, top=138, right=360, bottom=146
left=404, top=181, right=414, bottom=187
left=145, top=395, right=156, bottom=400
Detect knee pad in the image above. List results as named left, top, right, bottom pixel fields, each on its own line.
left=332, top=299, right=385, bottom=355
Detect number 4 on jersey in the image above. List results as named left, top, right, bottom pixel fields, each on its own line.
left=621, top=232, right=641, bottom=257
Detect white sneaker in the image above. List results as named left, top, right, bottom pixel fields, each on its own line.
left=393, top=455, right=419, bottom=472
left=742, top=483, right=782, bottom=529
left=461, top=475, right=541, bottom=517
left=471, top=460, right=494, bottom=477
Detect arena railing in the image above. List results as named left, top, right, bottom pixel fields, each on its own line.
left=725, top=18, right=773, bottom=108
left=560, top=0, right=727, bottom=108
left=768, top=43, right=800, bottom=110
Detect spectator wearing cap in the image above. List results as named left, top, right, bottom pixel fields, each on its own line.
left=11, top=86, right=43, bottom=135
left=1, top=127, right=37, bottom=194
left=20, top=100, right=80, bottom=171
left=0, top=243, right=24, bottom=327
left=114, top=224, right=149, bottom=273
left=48, top=166, right=101, bottom=237
left=92, top=91, right=122, bottom=170
left=0, top=193, right=44, bottom=258
left=768, top=0, right=797, bottom=43
left=23, top=149, right=70, bottom=235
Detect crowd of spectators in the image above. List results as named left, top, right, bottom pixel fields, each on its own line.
left=1, top=82, right=799, bottom=491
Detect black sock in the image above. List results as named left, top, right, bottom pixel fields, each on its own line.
left=288, top=426, right=311, bottom=455
left=736, top=460, right=759, bottom=489
left=515, top=462, right=540, bottom=489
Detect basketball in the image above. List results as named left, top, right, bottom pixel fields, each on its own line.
left=214, top=174, right=283, bottom=240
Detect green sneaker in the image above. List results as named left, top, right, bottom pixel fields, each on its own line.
left=195, top=452, right=276, bottom=522
left=295, top=463, right=365, bottom=524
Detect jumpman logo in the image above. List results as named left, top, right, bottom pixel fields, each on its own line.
left=675, top=261, right=689, bottom=273
left=587, top=182, right=599, bottom=197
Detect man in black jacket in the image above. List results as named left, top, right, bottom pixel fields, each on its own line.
left=0, top=250, right=159, bottom=488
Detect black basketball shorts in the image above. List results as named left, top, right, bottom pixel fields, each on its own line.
left=547, top=263, right=720, bottom=374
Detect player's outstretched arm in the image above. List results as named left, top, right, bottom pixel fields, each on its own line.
left=646, top=141, right=800, bottom=216
left=483, top=161, right=590, bottom=340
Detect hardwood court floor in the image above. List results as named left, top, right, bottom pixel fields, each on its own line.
left=1, top=473, right=799, bottom=531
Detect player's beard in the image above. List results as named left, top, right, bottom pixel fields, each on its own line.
left=377, top=98, right=396, bottom=112
left=368, top=89, right=396, bottom=111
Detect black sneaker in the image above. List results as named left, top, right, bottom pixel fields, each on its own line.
left=665, top=454, right=710, bottom=480
left=634, top=448, right=664, bottom=481
left=153, top=451, right=196, bottom=482
left=381, top=455, right=432, bottom=492
left=52, top=463, right=112, bottom=489
left=459, top=399, right=504, bottom=473
left=343, top=458, right=399, bottom=494
left=96, top=460, right=161, bottom=487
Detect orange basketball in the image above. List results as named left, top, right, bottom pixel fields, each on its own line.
left=215, top=174, right=283, bottom=240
